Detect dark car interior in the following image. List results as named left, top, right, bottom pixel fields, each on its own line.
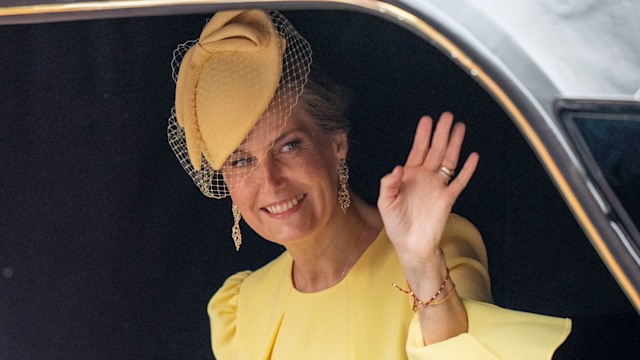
left=1, top=9, right=638, bottom=359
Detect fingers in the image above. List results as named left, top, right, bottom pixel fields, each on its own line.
left=423, top=112, right=454, bottom=170
left=440, top=122, right=465, bottom=170
left=404, top=116, right=433, bottom=167
left=378, top=165, right=404, bottom=209
left=398, top=111, right=476, bottom=194
left=447, top=152, right=479, bottom=196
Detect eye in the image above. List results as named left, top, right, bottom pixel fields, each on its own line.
left=227, top=156, right=255, bottom=168
left=281, top=140, right=301, bottom=152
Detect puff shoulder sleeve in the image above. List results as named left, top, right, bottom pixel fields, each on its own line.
left=441, top=214, right=492, bottom=303
left=207, top=270, right=252, bottom=360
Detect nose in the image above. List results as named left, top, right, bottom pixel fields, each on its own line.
left=255, top=155, right=285, bottom=192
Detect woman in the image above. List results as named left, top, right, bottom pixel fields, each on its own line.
left=169, top=9, right=571, bottom=359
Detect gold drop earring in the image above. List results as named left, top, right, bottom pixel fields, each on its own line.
left=338, top=159, right=350, bottom=213
left=231, top=203, right=242, bottom=251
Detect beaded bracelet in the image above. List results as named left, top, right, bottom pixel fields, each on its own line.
left=429, top=284, right=456, bottom=306
left=392, top=270, right=451, bottom=312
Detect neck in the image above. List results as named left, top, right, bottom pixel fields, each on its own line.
left=288, top=194, right=383, bottom=293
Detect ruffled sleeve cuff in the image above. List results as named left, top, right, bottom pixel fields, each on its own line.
left=207, top=271, right=252, bottom=360
left=407, top=300, right=571, bottom=360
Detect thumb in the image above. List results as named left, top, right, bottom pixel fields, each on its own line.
left=377, top=165, right=404, bottom=209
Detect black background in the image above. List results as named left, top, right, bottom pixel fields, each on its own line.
left=0, top=9, right=638, bottom=359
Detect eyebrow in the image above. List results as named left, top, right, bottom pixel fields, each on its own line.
left=233, top=128, right=302, bottom=155
left=273, top=128, right=301, bottom=145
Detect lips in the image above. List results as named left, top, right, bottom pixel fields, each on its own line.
left=264, top=194, right=305, bottom=214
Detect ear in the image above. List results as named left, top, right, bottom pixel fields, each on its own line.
left=330, top=131, right=349, bottom=159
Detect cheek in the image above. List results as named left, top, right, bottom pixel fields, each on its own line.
left=227, top=189, right=253, bottom=218
left=222, top=166, right=257, bottom=194
left=229, top=196, right=262, bottom=234
left=295, top=149, right=335, bottom=178
left=306, top=158, right=339, bottom=201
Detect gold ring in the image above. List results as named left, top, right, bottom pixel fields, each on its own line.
left=438, top=165, right=455, bottom=179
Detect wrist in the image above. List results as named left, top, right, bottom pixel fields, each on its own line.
left=400, top=252, right=450, bottom=299
left=398, top=246, right=445, bottom=277
left=393, top=268, right=451, bottom=311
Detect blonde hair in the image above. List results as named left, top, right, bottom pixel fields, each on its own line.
left=298, top=69, right=351, bottom=137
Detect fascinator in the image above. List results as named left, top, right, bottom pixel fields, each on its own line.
left=168, top=10, right=312, bottom=198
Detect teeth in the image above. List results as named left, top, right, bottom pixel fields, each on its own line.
left=266, top=194, right=304, bottom=214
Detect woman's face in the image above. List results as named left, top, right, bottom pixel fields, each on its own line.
left=225, top=106, right=347, bottom=246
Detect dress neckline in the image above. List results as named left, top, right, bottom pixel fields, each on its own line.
left=286, top=228, right=387, bottom=295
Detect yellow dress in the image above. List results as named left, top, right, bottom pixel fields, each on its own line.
left=208, top=215, right=571, bottom=359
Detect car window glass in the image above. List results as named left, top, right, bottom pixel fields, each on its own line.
left=558, top=99, right=640, bottom=250
left=575, top=116, right=640, bottom=226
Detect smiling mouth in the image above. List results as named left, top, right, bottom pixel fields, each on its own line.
left=264, top=194, right=305, bottom=215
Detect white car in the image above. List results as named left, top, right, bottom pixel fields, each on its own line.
left=1, top=1, right=638, bottom=358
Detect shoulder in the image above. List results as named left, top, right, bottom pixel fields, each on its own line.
left=440, top=214, right=486, bottom=265
left=441, top=215, right=493, bottom=303
left=242, top=251, right=291, bottom=290
left=211, top=251, right=291, bottom=306
left=442, top=215, right=484, bottom=252
left=207, top=252, right=292, bottom=359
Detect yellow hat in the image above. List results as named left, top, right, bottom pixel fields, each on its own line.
left=168, top=10, right=312, bottom=198
left=175, top=10, right=283, bottom=171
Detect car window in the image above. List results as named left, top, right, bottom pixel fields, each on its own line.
left=576, top=117, right=640, bottom=223
left=558, top=98, right=640, bottom=252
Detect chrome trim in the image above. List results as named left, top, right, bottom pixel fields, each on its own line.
left=612, top=222, right=640, bottom=269
left=585, top=179, right=610, bottom=216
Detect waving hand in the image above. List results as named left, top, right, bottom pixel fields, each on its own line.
left=377, top=112, right=479, bottom=271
